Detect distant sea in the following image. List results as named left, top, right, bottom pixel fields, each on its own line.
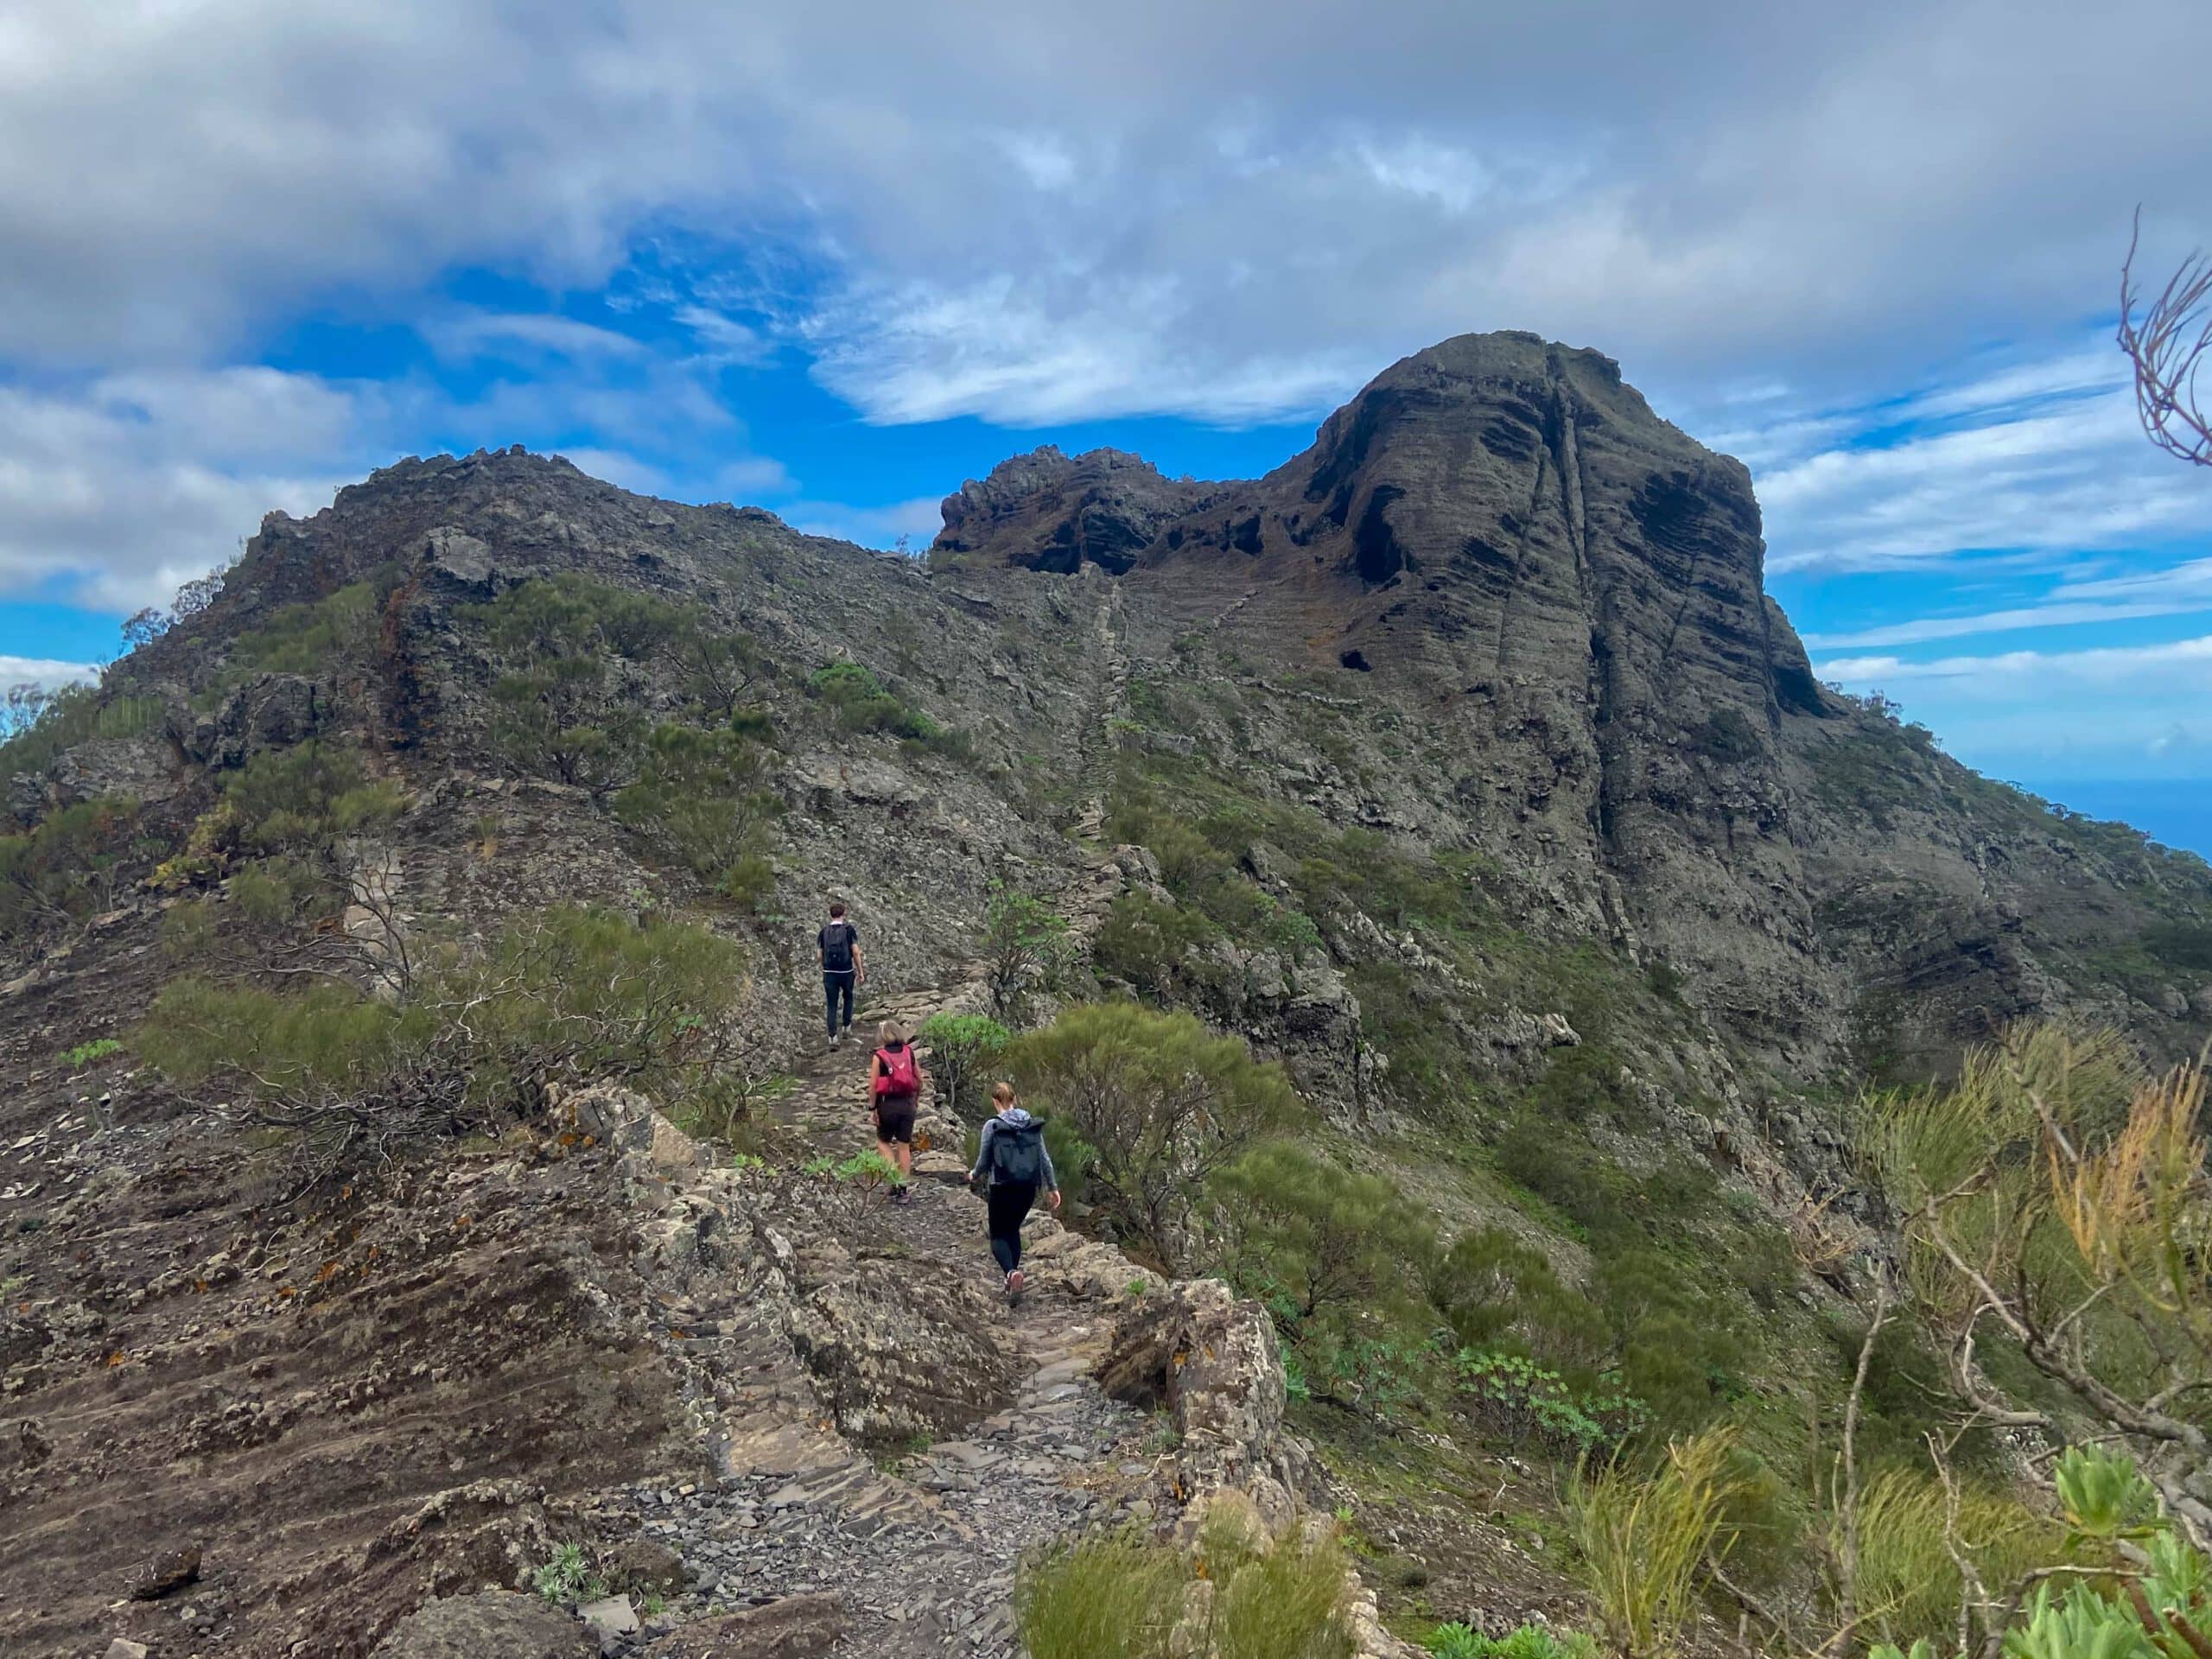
left=2011, top=779, right=2212, bottom=861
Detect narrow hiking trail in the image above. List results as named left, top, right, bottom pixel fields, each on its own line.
left=1068, top=577, right=1130, bottom=844
left=586, top=971, right=1166, bottom=1657
left=578, top=602, right=1166, bottom=1656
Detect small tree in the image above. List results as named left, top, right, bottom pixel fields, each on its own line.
left=915, top=1011, right=1011, bottom=1124
left=613, top=721, right=782, bottom=893
left=1209, top=1140, right=1438, bottom=1329
left=1865, top=1027, right=2212, bottom=1552
left=0, top=683, right=52, bottom=742
left=171, top=566, right=226, bottom=620
left=1009, top=1002, right=1296, bottom=1272
left=982, top=883, right=1070, bottom=1023
left=681, top=626, right=767, bottom=721
left=0, top=798, right=142, bottom=948
left=121, top=606, right=170, bottom=650
left=467, top=575, right=685, bottom=796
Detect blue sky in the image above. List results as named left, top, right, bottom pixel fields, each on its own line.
left=3, top=0, right=2209, bottom=852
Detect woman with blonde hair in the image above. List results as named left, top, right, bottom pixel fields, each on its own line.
left=967, top=1080, right=1060, bottom=1302
left=867, top=1020, right=924, bottom=1200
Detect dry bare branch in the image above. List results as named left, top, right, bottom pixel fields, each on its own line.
left=2120, top=209, right=2212, bottom=468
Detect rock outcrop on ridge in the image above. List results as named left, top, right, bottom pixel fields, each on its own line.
left=943, top=331, right=2212, bottom=1078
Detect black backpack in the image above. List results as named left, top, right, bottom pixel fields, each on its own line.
left=820, top=921, right=857, bottom=972
left=989, top=1120, right=1046, bottom=1185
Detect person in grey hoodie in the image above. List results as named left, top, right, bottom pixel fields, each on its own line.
left=968, top=1082, right=1061, bottom=1302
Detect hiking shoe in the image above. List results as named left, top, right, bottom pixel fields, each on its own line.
left=1006, top=1268, right=1025, bottom=1303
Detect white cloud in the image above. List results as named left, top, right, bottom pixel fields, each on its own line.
left=1803, top=555, right=2212, bottom=649
left=804, top=273, right=1370, bottom=427
left=0, top=352, right=799, bottom=609
left=786, top=494, right=944, bottom=550
left=0, top=656, right=98, bottom=690
left=6, top=0, right=2211, bottom=428
left=423, top=310, right=649, bottom=362
left=710, top=455, right=797, bottom=499
left=672, top=306, right=772, bottom=365
left=1758, top=385, right=2207, bottom=575
left=0, top=371, right=354, bottom=611
left=1818, top=634, right=2212, bottom=689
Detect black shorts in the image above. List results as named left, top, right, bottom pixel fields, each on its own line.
left=873, top=1098, right=916, bottom=1144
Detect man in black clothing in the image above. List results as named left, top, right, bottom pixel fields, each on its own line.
left=817, top=901, right=864, bottom=1047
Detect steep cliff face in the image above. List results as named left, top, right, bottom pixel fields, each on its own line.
left=934, top=332, right=2212, bottom=1077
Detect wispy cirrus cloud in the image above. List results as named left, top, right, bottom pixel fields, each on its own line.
left=1745, top=343, right=2205, bottom=576
left=1802, top=556, right=2212, bottom=650
left=1819, top=633, right=2212, bottom=688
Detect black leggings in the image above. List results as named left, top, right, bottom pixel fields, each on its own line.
left=823, top=970, right=855, bottom=1038
left=987, top=1181, right=1037, bottom=1274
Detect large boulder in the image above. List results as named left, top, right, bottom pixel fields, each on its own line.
left=370, top=1591, right=595, bottom=1659
left=1097, top=1279, right=1310, bottom=1508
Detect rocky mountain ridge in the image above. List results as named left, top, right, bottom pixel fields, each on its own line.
left=2, top=329, right=2209, bottom=1655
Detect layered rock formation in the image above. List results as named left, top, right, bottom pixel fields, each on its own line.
left=943, top=331, right=2212, bottom=1077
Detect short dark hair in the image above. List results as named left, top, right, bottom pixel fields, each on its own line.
left=828, top=901, right=847, bottom=918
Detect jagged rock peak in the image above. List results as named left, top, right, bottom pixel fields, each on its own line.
left=934, top=444, right=1217, bottom=574
left=930, top=331, right=1730, bottom=582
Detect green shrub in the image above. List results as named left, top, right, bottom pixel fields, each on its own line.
left=1210, top=1141, right=1439, bottom=1331
left=982, top=884, right=1070, bottom=1023
left=1452, top=1350, right=1648, bottom=1456
left=719, top=852, right=778, bottom=912
left=805, top=660, right=956, bottom=747
left=915, top=1012, right=1011, bottom=1124
left=1015, top=1530, right=1182, bottom=1659
left=1209, top=1528, right=1353, bottom=1659
left=140, top=977, right=417, bottom=1101
left=226, top=580, right=385, bottom=678
left=1570, top=1429, right=1740, bottom=1658
left=532, top=1541, right=608, bottom=1605
left=223, top=742, right=405, bottom=853
left=1433, top=1228, right=1611, bottom=1376
left=613, top=721, right=783, bottom=894
left=1527, top=1045, right=1641, bottom=1128
left=680, top=627, right=768, bottom=721
left=137, top=905, right=748, bottom=1170
left=1429, top=1624, right=1595, bottom=1659
left=0, top=798, right=143, bottom=947
left=1010, top=1002, right=1297, bottom=1271
left=1093, top=893, right=1227, bottom=1004
left=61, top=1038, right=124, bottom=1068
left=467, top=574, right=685, bottom=792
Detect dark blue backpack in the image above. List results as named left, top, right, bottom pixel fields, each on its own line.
left=990, top=1120, right=1046, bottom=1185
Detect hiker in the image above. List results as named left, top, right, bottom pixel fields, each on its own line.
left=968, top=1082, right=1060, bottom=1302
left=868, top=1020, right=924, bottom=1200
left=817, top=900, right=863, bottom=1048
